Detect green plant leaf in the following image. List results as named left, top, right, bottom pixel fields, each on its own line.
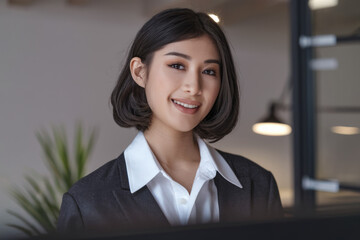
left=53, top=126, right=72, bottom=189
left=75, top=123, right=84, bottom=180
left=80, top=127, right=98, bottom=179
left=43, top=177, right=59, bottom=206
left=9, top=188, right=50, bottom=232
left=6, top=223, right=34, bottom=237
left=6, top=210, right=41, bottom=235
left=26, top=189, right=55, bottom=232
left=25, top=175, right=41, bottom=193
left=36, top=131, right=62, bottom=181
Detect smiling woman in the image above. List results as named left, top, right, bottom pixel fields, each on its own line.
left=110, top=9, right=239, bottom=143
left=57, top=8, right=283, bottom=233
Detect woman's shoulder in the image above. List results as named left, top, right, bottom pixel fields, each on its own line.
left=67, top=154, right=125, bottom=196
left=216, top=149, right=273, bottom=180
left=216, top=149, right=283, bottom=215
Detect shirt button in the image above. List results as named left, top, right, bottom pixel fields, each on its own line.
left=178, top=197, right=188, bottom=205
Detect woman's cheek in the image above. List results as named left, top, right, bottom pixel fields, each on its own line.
left=205, top=79, right=220, bottom=95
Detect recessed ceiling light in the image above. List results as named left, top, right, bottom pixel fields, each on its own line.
left=208, top=13, right=220, bottom=23
left=331, top=126, right=360, bottom=135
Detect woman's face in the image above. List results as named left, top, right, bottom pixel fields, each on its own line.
left=144, top=34, right=221, bottom=134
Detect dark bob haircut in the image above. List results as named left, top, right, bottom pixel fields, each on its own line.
left=111, top=8, right=239, bottom=142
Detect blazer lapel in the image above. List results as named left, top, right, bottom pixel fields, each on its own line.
left=111, top=152, right=252, bottom=226
left=214, top=168, right=252, bottom=223
left=112, top=154, right=170, bottom=227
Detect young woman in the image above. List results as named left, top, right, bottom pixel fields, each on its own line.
left=57, top=8, right=283, bottom=233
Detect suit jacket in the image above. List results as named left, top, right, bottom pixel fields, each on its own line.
left=57, top=150, right=283, bottom=233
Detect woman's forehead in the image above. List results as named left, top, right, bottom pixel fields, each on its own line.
left=154, top=35, right=220, bottom=61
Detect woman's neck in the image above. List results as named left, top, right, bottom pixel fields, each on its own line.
left=143, top=126, right=200, bottom=193
left=143, top=127, right=200, bottom=166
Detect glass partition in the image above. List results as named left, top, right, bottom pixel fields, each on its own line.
left=312, top=0, right=360, bottom=211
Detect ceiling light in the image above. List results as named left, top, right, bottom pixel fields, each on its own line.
left=208, top=14, right=220, bottom=23
left=252, top=103, right=292, bottom=136
left=253, top=122, right=292, bottom=136
left=331, top=126, right=360, bottom=135
left=308, top=0, right=338, bottom=10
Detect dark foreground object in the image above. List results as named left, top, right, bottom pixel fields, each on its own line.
left=20, top=212, right=360, bottom=240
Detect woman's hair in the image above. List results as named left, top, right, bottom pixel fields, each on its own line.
left=111, top=8, right=239, bottom=142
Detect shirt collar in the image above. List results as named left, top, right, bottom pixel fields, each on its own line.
left=124, top=132, right=242, bottom=194
left=195, top=135, right=243, bottom=189
left=124, top=131, right=161, bottom=193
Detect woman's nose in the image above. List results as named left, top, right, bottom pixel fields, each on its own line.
left=182, top=71, right=202, bottom=96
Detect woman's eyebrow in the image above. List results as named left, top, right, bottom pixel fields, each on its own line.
left=204, top=59, right=220, bottom=65
left=164, top=51, right=220, bottom=65
left=165, top=51, right=191, bottom=60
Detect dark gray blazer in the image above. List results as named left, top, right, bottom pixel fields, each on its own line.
left=57, top=150, right=283, bottom=233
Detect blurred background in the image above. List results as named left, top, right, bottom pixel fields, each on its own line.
left=0, top=0, right=359, bottom=238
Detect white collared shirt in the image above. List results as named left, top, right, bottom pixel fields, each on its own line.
left=124, top=132, right=242, bottom=226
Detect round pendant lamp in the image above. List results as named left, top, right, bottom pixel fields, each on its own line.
left=252, top=103, right=292, bottom=136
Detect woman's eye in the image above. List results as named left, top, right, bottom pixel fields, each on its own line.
left=169, top=64, right=185, bottom=70
left=203, top=69, right=216, bottom=76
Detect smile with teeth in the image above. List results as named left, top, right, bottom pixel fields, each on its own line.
left=172, top=99, right=199, bottom=109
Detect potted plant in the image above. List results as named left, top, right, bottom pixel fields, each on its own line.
left=7, top=123, right=97, bottom=236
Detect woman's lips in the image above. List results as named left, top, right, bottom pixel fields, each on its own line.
left=171, top=98, right=201, bottom=114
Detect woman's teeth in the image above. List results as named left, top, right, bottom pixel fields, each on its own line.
left=173, top=100, right=198, bottom=109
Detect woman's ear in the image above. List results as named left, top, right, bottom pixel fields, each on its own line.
left=130, top=57, right=147, bottom=88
